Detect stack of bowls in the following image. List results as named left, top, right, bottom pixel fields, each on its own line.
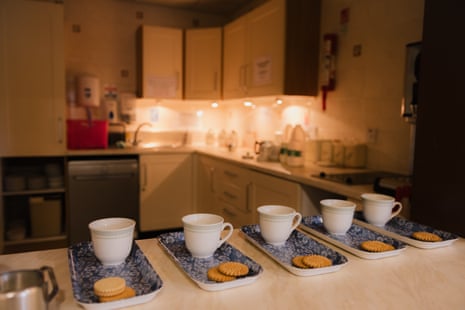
left=27, top=175, right=47, bottom=190
left=44, top=164, right=63, bottom=188
left=4, top=175, right=26, bottom=192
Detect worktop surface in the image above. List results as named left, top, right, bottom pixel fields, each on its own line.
left=1, top=230, right=464, bottom=309
left=66, top=145, right=375, bottom=200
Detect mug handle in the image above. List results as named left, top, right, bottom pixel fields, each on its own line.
left=290, top=212, right=303, bottom=232
left=390, top=202, right=403, bottom=219
left=218, top=222, right=234, bottom=247
left=41, top=266, right=59, bottom=303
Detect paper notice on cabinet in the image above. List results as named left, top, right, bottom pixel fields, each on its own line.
left=146, top=75, right=177, bottom=98
left=253, top=56, right=272, bottom=86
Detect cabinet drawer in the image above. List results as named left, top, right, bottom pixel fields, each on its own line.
left=217, top=182, right=248, bottom=212
left=218, top=200, right=254, bottom=228
left=217, top=163, right=249, bottom=187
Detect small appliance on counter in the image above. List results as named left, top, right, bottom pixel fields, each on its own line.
left=108, top=122, right=127, bottom=147
left=255, top=141, right=280, bottom=162
left=66, top=119, right=108, bottom=149
left=374, top=176, right=412, bottom=198
left=343, top=143, right=367, bottom=168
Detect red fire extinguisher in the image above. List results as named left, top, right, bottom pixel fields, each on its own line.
left=321, top=33, right=337, bottom=110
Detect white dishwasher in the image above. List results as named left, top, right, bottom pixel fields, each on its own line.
left=67, top=158, right=139, bottom=244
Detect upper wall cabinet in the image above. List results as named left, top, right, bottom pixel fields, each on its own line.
left=223, top=0, right=321, bottom=99
left=137, top=25, right=183, bottom=99
left=185, top=28, right=222, bottom=100
left=0, top=0, right=66, bottom=156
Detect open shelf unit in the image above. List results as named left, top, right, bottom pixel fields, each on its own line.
left=1, top=157, right=67, bottom=254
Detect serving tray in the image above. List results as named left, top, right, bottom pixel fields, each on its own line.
left=300, top=216, right=406, bottom=259
left=353, top=211, right=458, bottom=249
left=241, top=224, right=348, bottom=276
left=158, top=231, right=262, bottom=291
left=68, top=241, right=163, bottom=310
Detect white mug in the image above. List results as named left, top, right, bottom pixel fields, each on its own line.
left=182, top=213, right=233, bottom=258
left=89, top=217, right=136, bottom=266
left=321, top=199, right=356, bottom=235
left=257, top=205, right=302, bottom=246
left=361, top=193, right=402, bottom=227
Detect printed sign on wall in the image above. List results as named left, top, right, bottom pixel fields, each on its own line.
left=253, top=56, right=272, bottom=86
left=146, top=75, right=177, bottom=98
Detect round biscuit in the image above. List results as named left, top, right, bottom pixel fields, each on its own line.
left=218, top=262, right=249, bottom=277
left=99, top=286, right=136, bottom=303
left=360, top=240, right=395, bottom=252
left=291, top=256, right=309, bottom=269
left=207, top=266, right=236, bottom=282
left=302, top=255, right=333, bottom=268
left=94, top=277, right=126, bottom=297
left=412, top=231, right=442, bottom=242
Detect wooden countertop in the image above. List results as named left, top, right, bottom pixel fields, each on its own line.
left=1, top=230, right=464, bottom=309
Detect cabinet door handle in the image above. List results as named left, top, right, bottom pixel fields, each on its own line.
left=209, top=167, right=216, bottom=193
left=57, top=117, right=63, bottom=144
left=213, top=71, right=218, bottom=91
left=242, top=64, right=248, bottom=93
left=239, top=65, right=248, bottom=93
left=142, top=163, right=148, bottom=191
left=246, top=182, right=252, bottom=211
left=223, top=191, right=237, bottom=200
left=222, top=208, right=236, bottom=217
left=223, top=170, right=237, bottom=178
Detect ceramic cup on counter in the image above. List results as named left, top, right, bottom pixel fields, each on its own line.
left=182, top=213, right=233, bottom=258
left=321, top=199, right=356, bottom=235
left=257, top=205, right=302, bottom=246
left=89, top=217, right=136, bottom=266
left=361, top=193, right=402, bottom=227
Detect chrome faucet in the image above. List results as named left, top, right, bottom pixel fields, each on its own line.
left=132, top=122, right=152, bottom=146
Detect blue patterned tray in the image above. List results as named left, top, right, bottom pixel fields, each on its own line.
left=68, top=242, right=163, bottom=309
left=158, top=231, right=263, bottom=291
left=241, top=225, right=348, bottom=276
left=300, top=216, right=406, bottom=259
left=353, top=211, right=458, bottom=249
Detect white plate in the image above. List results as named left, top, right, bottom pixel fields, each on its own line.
left=353, top=211, right=458, bottom=249
left=241, top=225, right=348, bottom=276
left=158, top=231, right=263, bottom=291
left=300, top=216, right=407, bottom=260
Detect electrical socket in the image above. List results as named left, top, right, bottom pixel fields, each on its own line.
left=367, top=128, right=377, bottom=143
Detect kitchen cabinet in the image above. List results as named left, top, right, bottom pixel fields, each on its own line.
left=223, top=0, right=321, bottom=99
left=216, top=160, right=253, bottom=227
left=1, top=157, right=67, bottom=254
left=196, top=155, right=219, bottom=214
left=185, top=28, right=222, bottom=100
left=138, top=25, right=183, bottom=99
left=196, top=155, right=253, bottom=227
left=248, top=170, right=301, bottom=212
left=139, top=154, right=193, bottom=231
left=223, top=14, right=248, bottom=98
left=196, top=154, right=319, bottom=227
left=0, top=0, right=66, bottom=156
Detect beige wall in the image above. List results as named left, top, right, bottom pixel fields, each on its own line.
left=314, top=0, right=424, bottom=174
left=64, top=0, right=424, bottom=175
